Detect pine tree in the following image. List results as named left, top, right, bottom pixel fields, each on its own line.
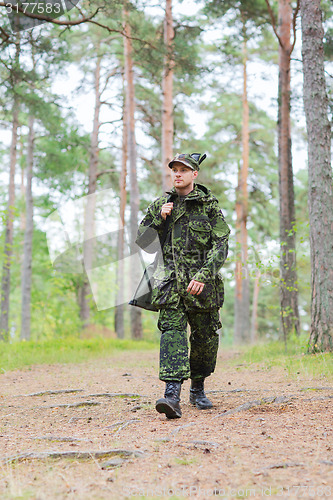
left=161, top=0, right=175, bottom=191
left=123, top=4, right=142, bottom=339
left=265, top=0, right=301, bottom=343
left=301, top=0, right=333, bottom=352
left=203, top=0, right=276, bottom=342
left=114, top=71, right=128, bottom=340
left=0, top=31, right=21, bottom=341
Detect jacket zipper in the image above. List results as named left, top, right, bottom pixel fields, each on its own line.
left=171, top=203, right=185, bottom=308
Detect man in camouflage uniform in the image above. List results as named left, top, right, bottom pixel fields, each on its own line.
left=135, top=153, right=230, bottom=419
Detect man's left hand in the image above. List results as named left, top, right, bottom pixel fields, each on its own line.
left=187, top=280, right=205, bottom=295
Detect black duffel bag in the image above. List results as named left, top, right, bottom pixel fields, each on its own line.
left=129, top=213, right=171, bottom=312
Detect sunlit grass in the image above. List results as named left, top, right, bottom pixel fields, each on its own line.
left=0, top=337, right=158, bottom=372
left=233, top=335, right=333, bottom=380
left=1, top=333, right=332, bottom=381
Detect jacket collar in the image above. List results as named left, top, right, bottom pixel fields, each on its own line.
left=166, top=183, right=210, bottom=202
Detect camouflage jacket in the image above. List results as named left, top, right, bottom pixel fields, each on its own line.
left=135, top=183, right=230, bottom=311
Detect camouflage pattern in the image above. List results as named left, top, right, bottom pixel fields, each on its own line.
left=136, top=182, right=230, bottom=383
left=136, top=183, right=230, bottom=311
left=158, top=300, right=221, bottom=381
left=168, top=153, right=203, bottom=171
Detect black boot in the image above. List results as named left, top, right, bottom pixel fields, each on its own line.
left=156, top=381, right=182, bottom=419
left=189, top=378, right=213, bottom=410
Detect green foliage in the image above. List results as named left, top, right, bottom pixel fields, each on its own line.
left=202, top=0, right=277, bottom=46
left=293, top=169, right=311, bottom=327
left=254, top=28, right=278, bottom=64
left=324, top=28, right=333, bottom=61
left=35, top=123, right=90, bottom=193
left=203, top=0, right=275, bottom=24
left=200, top=90, right=279, bottom=231
left=173, top=17, right=204, bottom=87
left=0, top=0, right=328, bottom=345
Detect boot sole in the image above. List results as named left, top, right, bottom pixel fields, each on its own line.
left=156, top=399, right=181, bottom=419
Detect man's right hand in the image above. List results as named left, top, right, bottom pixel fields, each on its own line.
left=161, top=202, right=173, bottom=220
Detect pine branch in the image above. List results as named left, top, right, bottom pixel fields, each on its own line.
left=96, top=169, right=117, bottom=178
left=264, top=0, right=283, bottom=48
left=0, top=25, right=10, bottom=42
left=0, top=4, right=159, bottom=51
left=100, top=68, right=119, bottom=96
left=0, top=3, right=102, bottom=27
left=290, top=0, right=300, bottom=54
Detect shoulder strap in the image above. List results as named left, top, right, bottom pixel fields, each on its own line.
left=159, top=193, right=173, bottom=248
left=160, top=215, right=171, bottom=248
left=160, top=194, right=172, bottom=248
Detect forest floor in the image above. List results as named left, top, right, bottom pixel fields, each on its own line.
left=0, top=347, right=332, bottom=500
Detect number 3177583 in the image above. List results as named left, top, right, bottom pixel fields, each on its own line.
left=6, top=2, right=62, bottom=14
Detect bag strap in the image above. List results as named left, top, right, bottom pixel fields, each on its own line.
left=159, top=194, right=173, bottom=249
left=159, top=215, right=171, bottom=248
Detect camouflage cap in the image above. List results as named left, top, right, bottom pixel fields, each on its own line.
left=168, top=153, right=207, bottom=171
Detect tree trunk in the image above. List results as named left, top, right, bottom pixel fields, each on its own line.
left=20, top=137, right=26, bottom=231
left=114, top=71, right=128, bottom=339
left=123, top=8, right=142, bottom=340
left=0, top=76, right=20, bottom=341
left=80, top=52, right=101, bottom=327
left=20, top=116, right=35, bottom=341
left=234, top=33, right=250, bottom=343
left=161, top=0, right=174, bottom=192
left=250, top=270, right=261, bottom=343
left=278, top=0, right=300, bottom=344
left=301, top=0, right=333, bottom=352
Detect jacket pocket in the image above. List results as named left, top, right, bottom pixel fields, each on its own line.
left=183, top=278, right=217, bottom=310
left=186, top=219, right=211, bottom=250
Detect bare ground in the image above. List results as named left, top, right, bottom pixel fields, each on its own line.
left=0, top=348, right=332, bottom=499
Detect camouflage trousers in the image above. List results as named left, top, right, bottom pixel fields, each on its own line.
left=157, top=300, right=221, bottom=382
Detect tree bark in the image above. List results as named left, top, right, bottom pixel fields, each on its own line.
left=234, top=33, right=250, bottom=343
left=301, top=0, right=333, bottom=352
left=277, top=0, right=300, bottom=344
left=161, top=0, right=174, bottom=192
left=0, top=36, right=20, bottom=341
left=115, top=70, right=128, bottom=339
left=123, top=8, right=142, bottom=339
left=80, top=51, right=101, bottom=327
left=20, top=115, right=35, bottom=341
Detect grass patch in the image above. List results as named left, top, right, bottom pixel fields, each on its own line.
left=174, top=457, right=197, bottom=466
left=0, top=337, right=158, bottom=372
left=234, top=335, right=333, bottom=380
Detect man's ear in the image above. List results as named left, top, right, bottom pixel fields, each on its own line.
left=193, top=170, right=199, bottom=179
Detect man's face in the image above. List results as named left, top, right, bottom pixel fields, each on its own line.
left=170, top=163, right=198, bottom=190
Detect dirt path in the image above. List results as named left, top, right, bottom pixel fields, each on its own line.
left=0, top=349, right=332, bottom=499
